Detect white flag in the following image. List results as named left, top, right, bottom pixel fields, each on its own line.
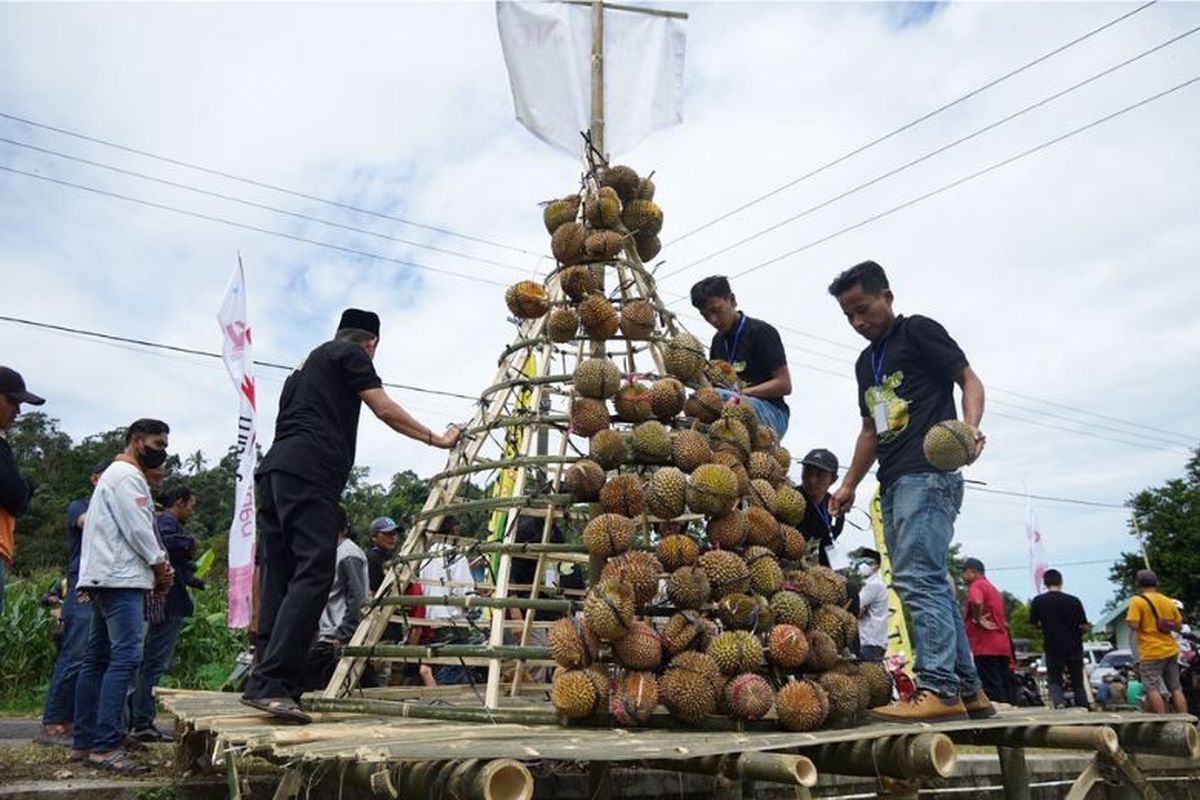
left=1026, top=499, right=1049, bottom=596
left=496, top=1, right=686, bottom=157
left=216, top=257, right=257, bottom=629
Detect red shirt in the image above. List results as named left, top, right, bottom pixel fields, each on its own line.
left=964, top=576, right=1011, bottom=657
left=404, top=582, right=428, bottom=646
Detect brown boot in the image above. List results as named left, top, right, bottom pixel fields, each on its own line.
left=869, top=689, right=969, bottom=723
left=961, top=689, right=997, bottom=719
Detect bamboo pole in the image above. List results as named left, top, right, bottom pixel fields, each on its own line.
left=304, top=696, right=560, bottom=725
left=341, top=643, right=550, bottom=660
left=563, top=0, right=688, bottom=19
left=412, top=494, right=573, bottom=522
left=430, top=454, right=581, bottom=483
left=951, top=724, right=1119, bottom=756
left=590, top=0, right=605, bottom=158
left=371, top=595, right=574, bottom=612
left=642, top=752, right=817, bottom=787
left=803, top=732, right=956, bottom=779
left=345, top=758, right=534, bottom=800
left=1114, top=720, right=1200, bottom=759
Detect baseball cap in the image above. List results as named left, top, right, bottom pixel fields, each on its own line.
left=1136, top=569, right=1158, bottom=588
left=0, top=367, right=45, bottom=405
left=856, top=547, right=882, bottom=565
left=799, top=448, right=838, bottom=474
left=369, top=516, right=399, bottom=536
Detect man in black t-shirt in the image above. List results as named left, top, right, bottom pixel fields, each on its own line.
left=690, top=276, right=792, bottom=438
left=1029, top=569, right=1090, bottom=708
left=795, top=448, right=845, bottom=567
left=242, top=308, right=464, bottom=722
left=827, top=261, right=988, bottom=723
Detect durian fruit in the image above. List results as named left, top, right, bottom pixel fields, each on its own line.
left=793, top=566, right=848, bottom=608
left=635, top=234, right=661, bottom=262
left=706, top=509, right=747, bottom=549
left=547, top=307, right=580, bottom=343
left=656, top=534, right=700, bottom=572
left=573, top=358, right=622, bottom=400
left=611, top=621, right=663, bottom=671
left=709, top=417, right=752, bottom=460
left=610, top=670, right=658, bottom=727
left=631, top=420, right=672, bottom=463
left=661, top=610, right=715, bottom=655
left=684, top=387, right=723, bottom=423
left=600, top=165, right=641, bottom=204
left=551, top=222, right=588, bottom=265
left=724, top=673, right=774, bottom=722
left=746, top=506, right=784, bottom=553
left=585, top=186, right=623, bottom=229
left=570, top=397, right=610, bottom=437
left=812, top=604, right=856, bottom=652
left=599, top=474, right=645, bottom=517
left=585, top=229, right=625, bottom=260
left=505, top=281, right=550, bottom=319
left=561, top=264, right=599, bottom=300
left=663, top=334, right=706, bottom=382
left=622, top=198, right=664, bottom=236
left=745, top=546, right=784, bottom=597
left=590, top=429, right=628, bottom=470
left=766, top=623, right=809, bottom=670
left=601, top=551, right=662, bottom=606
left=780, top=525, right=807, bottom=562
left=582, top=513, right=635, bottom=557
left=753, top=425, right=778, bottom=452
left=579, top=294, right=619, bottom=340
left=619, top=300, right=656, bottom=340
left=650, top=378, right=686, bottom=421
left=716, top=592, right=763, bottom=632
left=857, top=661, right=895, bottom=707
left=776, top=680, right=830, bottom=732
left=564, top=459, right=607, bottom=502
left=646, top=466, right=686, bottom=519
left=818, top=672, right=861, bottom=721
left=583, top=580, right=635, bottom=642
left=543, top=195, right=580, bottom=234
left=671, top=429, right=712, bottom=473
left=712, top=450, right=752, bottom=496
left=748, top=479, right=778, bottom=515
left=551, top=667, right=608, bottom=719
left=613, top=384, right=654, bottom=423
left=667, top=566, right=711, bottom=610
left=635, top=175, right=655, bottom=201
left=708, top=630, right=763, bottom=676
left=698, top=549, right=751, bottom=599
left=685, top=463, right=739, bottom=517
left=548, top=617, right=600, bottom=669
left=774, top=485, right=807, bottom=526
left=770, top=590, right=811, bottom=630
left=705, top=359, right=740, bottom=389
left=831, top=664, right=874, bottom=713
left=772, top=446, right=792, bottom=471
left=924, top=419, right=976, bottom=470
left=661, top=651, right=724, bottom=724
left=720, top=402, right=758, bottom=440
left=804, top=630, right=840, bottom=672
left=749, top=451, right=784, bottom=486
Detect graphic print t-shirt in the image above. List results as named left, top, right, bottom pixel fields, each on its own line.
left=708, top=313, right=789, bottom=415
left=853, top=315, right=968, bottom=490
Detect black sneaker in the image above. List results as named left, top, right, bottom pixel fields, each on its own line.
left=129, top=727, right=174, bottom=743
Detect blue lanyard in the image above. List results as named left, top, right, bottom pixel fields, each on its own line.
left=871, top=341, right=888, bottom=388
left=814, top=501, right=835, bottom=536
left=725, top=313, right=747, bottom=361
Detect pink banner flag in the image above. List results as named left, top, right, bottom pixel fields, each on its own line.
left=216, top=257, right=257, bottom=629
left=1026, top=499, right=1049, bottom=596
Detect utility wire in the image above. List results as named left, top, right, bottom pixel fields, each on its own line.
left=660, top=23, right=1200, bottom=281
left=664, top=0, right=1158, bottom=248
left=0, top=135, right=538, bottom=277
left=0, top=164, right=511, bottom=288
left=0, top=111, right=547, bottom=260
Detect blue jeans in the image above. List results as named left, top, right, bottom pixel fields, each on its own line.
left=73, top=589, right=146, bottom=752
left=42, top=585, right=93, bottom=725
left=714, top=389, right=789, bottom=439
left=881, top=471, right=980, bottom=699
left=130, top=615, right=184, bottom=730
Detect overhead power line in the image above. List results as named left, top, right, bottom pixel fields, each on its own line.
left=660, top=22, right=1200, bottom=282
left=0, top=111, right=547, bottom=260
left=664, top=0, right=1158, bottom=248
left=0, top=164, right=512, bottom=288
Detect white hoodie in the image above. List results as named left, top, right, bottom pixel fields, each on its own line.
left=78, top=460, right=166, bottom=590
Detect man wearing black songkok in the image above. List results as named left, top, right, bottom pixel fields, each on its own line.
left=242, top=309, right=463, bottom=721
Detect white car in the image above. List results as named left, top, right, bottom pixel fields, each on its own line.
left=1089, top=649, right=1134, bottom=692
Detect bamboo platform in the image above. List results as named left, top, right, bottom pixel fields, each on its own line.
left=161, top=688, right=1199, bottom=799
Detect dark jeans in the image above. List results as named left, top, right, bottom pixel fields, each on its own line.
left=73, top=589, right=145, bottom=752
left=243, top=472, right=339, bottom=702
left=859, top=644, right=886, bottom=662
left=130, top=616, right=185, bottom=730
left=42, top=585, right=92, bottom=725
left=974, top=655, right=1011, bottom=702
left=1044, top=651, right=1087, bottom=708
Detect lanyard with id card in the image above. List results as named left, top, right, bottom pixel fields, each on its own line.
left=871, top=342, right=889, bottom=435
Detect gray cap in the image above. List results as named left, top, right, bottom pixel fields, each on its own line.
left=800, top=448, right=838, bottom=474
left=369, top=516, right=399, bottom=536
left=1136, top=569, right=1158, bottom=588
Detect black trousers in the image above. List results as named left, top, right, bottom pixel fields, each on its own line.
left=1045, top=651, right=1088, bottom=708
left=974, top=655, right=1011, bottom=702
left=243, top=471, right=339, bottom=701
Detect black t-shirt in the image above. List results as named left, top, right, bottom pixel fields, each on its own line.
left=853, top=315, right=968, bottom=491
left=797, top=490, right=844, bottom=566
left=257, top=339, right=383, bottom=494
left=1028, top=590, right=1088, bottom=658
left=708, top=313, right=789, bottom=415
left=510, top=515, right=565, bottom=620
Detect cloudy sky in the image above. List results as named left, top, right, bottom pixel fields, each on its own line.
left=2, top=2, right=1198, bottom=621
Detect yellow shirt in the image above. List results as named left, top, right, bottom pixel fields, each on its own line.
left=1126, top=591, right=1181, bottom=662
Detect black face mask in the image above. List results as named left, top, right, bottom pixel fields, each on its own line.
left=138, top=445, right=168, bottom=470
